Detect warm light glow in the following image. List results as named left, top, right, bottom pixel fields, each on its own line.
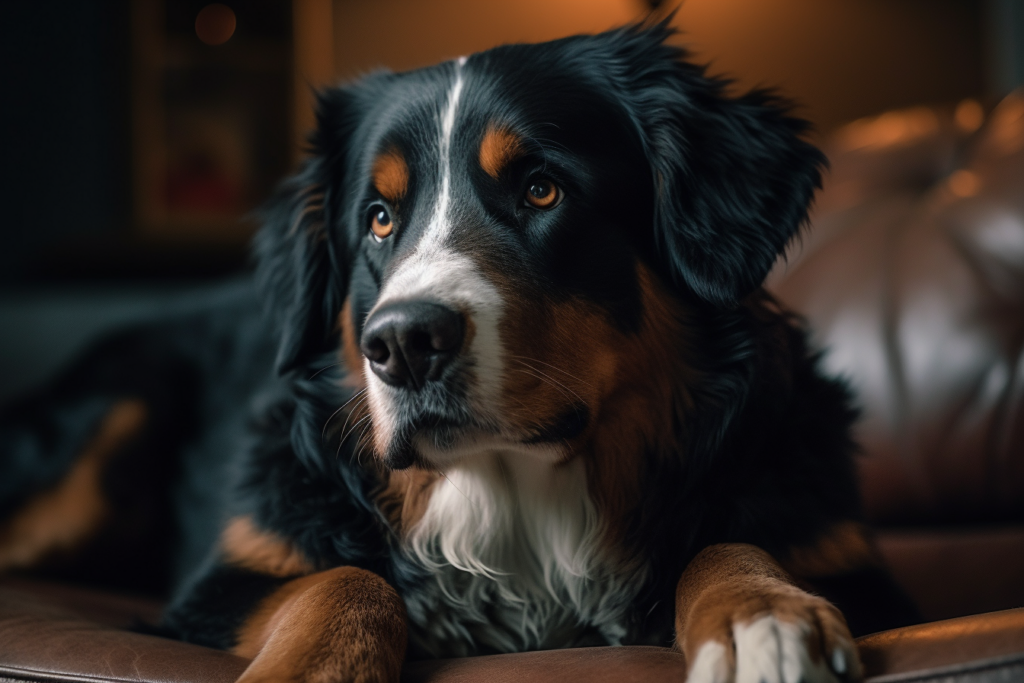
left=948, top=169, right=980, bottom=197
left=989, top=93, right=1024, bottom=154
left=954, top=99, right=984, bottom=133
left=196, top=4, right=236, bottom=46
left=332, top=0, right=642, bottom=79
left=836, top=107, right=939, bottom=152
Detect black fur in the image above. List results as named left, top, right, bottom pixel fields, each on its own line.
left=0, top=21, right=917, bottom=660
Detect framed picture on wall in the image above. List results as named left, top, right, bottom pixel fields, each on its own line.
left=130, top=0, right=293, bottom=245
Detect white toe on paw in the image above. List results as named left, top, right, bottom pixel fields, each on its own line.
left=732, top=615, right=838, bottom=683
left=687, top=639, right=730, bottom=683
left=831, top=648, right=847, bottom=675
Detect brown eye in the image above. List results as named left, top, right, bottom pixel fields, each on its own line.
left=525, top=179, right=562, bottom=209
left=370, top=206, right=393, bottom=241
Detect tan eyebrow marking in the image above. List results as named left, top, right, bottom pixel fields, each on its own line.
left=371, top=148, right=408, bottom=202
left=479, top=124, right=524, bottom=179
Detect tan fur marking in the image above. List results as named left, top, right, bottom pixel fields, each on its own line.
left=372, top=149, right=408, bottom=203
left=0, top=400, right=147, bottom=570
left=497, top=262, right=696, bottom=555
left=479, top=125, right=524, bottom=179
left=583, top=266, right=696, bottom=540
left=375, top=467, right=441, bottom=535
left=675, top=543, right=861, bottom=680
left=221, top=516, right=315, bottom=578
left=783, top=521, right=881, bottom=578
left=331, top=299, right=375, bottom=462
left=234, top=566, right=407, bottom=683
left=339, top=298, right=367, bottom=389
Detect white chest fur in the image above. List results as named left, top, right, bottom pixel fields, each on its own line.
left=401, top=451, right=648, bottom=658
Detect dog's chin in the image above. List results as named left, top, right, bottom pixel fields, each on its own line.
left=378, top=419, right=475, bottom=470
left=380, top=438, right=420, bottom=470
left=391, top=429, right=569, bottom=471
left=411, top=428, right=491, bottom=467
left=375, top=408, right=580, bottom=470
left=378, top=425, right=500, bottom=470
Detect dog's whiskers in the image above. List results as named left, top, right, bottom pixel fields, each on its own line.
left=329, top=390, right=368, bottom=436
left=338, top=413, right=372, bottom=454
left=510, top=365, right=587, bottom=408
left=322, top=388, right=368, bottom=442
left=353, top=420, right=375, bottom=467
left=509, top=355, right=594, bottom=389
left=308, top=361, right=343, bottom=381
left=510, top=359, right=588, bottom=406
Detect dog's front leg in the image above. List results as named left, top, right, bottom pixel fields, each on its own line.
left=233, top=566, right=407, bottom=683
left=675, top=543, right=862, bottom=683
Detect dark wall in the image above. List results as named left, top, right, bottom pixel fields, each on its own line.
left=0, top=1, right=130, bottom=284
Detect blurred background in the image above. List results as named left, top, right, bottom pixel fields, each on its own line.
left=0, top=0, right=1020, bottom=285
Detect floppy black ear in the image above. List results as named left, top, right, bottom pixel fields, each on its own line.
left=608, top=22, right=826, bottom=306
left=255, top=87, right=358, bottom=374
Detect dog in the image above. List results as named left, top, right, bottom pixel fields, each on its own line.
left=0, top=21, right=918, bottom=683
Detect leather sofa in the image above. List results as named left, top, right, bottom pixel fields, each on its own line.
left=2, top=92, right=1024, bottom=682
left=772, top=91, right=1024, bottom=625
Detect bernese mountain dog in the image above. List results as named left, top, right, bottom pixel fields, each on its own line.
left=0, top=21, right=917, bottom=683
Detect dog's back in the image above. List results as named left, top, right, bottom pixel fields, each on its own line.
left=0, top=281, right=278, bottom=594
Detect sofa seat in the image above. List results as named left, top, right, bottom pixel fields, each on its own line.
left=1, top=578, right=1022, bottom=683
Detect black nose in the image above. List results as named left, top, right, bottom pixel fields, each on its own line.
left=359, top=301, right=465, bottom=389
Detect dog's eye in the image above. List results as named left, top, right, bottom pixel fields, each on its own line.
left=524, top=179, right=563, bottom=210
left=370, top=205, right=393, bottom=242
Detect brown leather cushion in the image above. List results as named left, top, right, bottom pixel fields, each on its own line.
left=1, top=579, right=1023, bottom=683
left=858, top=608, right=1024, bottom=680
left=0, top=585, right=248, bottom=683
left=877, top=526, right=1024, bottom=622
left=0, top=580, right=689, bottom=683
left=405, top=648, right=688, bottom=683
left=772, top=94, right=1024, bottom=527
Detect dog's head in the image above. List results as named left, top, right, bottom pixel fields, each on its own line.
left=258, top=23, right=824, bottom=476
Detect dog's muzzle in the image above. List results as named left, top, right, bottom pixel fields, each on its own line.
left=360, top=300, right=465, bottom=390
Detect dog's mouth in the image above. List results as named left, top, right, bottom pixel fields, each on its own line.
left=370, top=377, right=503, bottom=469
left=381, top=413, right=473, bottom=470
left=376, top=400, right=590, bottom=471
left=361, top=330, right=591, bottom=470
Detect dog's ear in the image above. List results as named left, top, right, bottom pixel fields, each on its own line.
left=608, top=22, right=826, bottom=306
left=255, top=87, right=359, bottom=374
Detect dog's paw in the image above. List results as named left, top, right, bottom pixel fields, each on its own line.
left=681, top=585, right=861, bottom=683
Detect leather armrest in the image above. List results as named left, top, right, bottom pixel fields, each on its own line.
left=403, top=610, right=1024, bottom=683
left=858, top=608, right=1024, bottom=680
left=0, top=586, right=248, bottom=683
left=0, top=581, right=689, bottom=683
left=402, top=647, right=688, bottom=682
left=2, top=580, right=1023, bottom=683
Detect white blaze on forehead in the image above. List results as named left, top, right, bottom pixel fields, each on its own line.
left=429, top=57, right=466, bottom=247
left=373, top=55, right=481, bottom=309
left=366, top=56, right=507, bottom=444
left=380, top=54, right=467, bottom=283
